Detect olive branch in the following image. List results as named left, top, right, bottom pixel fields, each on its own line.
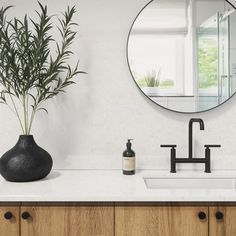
left=0, top=2, right=85, bottom=135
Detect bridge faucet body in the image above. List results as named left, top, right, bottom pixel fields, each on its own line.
left=161, top=118, right=221, bottom=173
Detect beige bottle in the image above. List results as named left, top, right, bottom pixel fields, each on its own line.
left=122, top=139, right=135, bottom=175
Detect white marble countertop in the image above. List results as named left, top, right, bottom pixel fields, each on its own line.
left=1, top=169, right=236, bottom=202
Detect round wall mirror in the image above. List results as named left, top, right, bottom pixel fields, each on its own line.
left=127, top=0, right=236, bottom=113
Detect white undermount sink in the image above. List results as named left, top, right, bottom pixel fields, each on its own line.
left=144, top=177, right=236, bottom=190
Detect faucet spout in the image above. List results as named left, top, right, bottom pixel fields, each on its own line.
left=189, top=118, right=205, bottom=159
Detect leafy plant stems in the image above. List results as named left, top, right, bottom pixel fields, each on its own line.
left=0, top=2, right=86, bottom=135
left=144, top=69, right=161, bottom=87
left=23, top=94, right=29, bottom=135
left=28, top=109, right=36, bottom=135
left=8, top=94, right=24, bottom=134
left=28, top=93, right=39, bottom=135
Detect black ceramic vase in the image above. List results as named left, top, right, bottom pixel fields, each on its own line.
left=0, top=135, right=53, bottom=182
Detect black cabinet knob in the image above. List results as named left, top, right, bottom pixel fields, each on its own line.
left=198, top=211, right=206, bottom=220
left=215, top=211, right=224, bottom=220
left=4, top=212, right=13, bottom=220
left=21, top=212, right=30, bottom=220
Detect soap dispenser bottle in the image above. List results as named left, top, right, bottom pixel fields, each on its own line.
left=123, top=139, right=135, bottom=175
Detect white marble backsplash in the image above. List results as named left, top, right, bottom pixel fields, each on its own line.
left=0, top=0, right=236, bottom=171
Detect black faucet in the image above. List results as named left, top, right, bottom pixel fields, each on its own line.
left=161, top=118, right=221, bottom=173
left=189, top=118, right=205, bottom=159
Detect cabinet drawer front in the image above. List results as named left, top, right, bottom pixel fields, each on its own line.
left=115, top=205, right=208, bottom=236
left=21, top=205, right=114, bottom=236
left=210, top=206, right=236, bottom=236
left=0, top=207, right=20, bottom=236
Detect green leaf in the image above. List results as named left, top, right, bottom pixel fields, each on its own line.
left=36, top=107, right=48, bottom=114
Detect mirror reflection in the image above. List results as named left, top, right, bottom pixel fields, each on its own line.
left=128, top=0, right=236, bottom=112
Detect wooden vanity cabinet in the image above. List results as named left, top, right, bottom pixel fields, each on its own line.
left=115, top=204, right=208, bottom=236
left=1, top=203, right=236, bottom=236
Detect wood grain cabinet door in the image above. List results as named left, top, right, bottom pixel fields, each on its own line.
left=115, top=205, right=208, bottom=236
left=0, top=206, right=20, bottom=236
left=210, top=206, right=236, bottom=236
left=21, top=204, right=114, bottom=236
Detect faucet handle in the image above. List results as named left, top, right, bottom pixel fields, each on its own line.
left=204, top=145, right=221, bottom=173
left=161, top=145, right=177, bottom=173
left=204, top=145, right=221, bottom=148
left=160, top=145, right=177, bottom=148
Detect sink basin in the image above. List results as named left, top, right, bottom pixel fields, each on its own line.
left=144, top=177, right=236, bottom=190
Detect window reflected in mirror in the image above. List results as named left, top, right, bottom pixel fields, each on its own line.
left=128, top=0, right=236, bottom=113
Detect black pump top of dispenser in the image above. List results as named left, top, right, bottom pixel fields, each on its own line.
left=123, top=139, right=135, bottom=157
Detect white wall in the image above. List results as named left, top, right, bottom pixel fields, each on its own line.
left=195, top=0, right=225, bottom=26
left=1, top=0, right=236, bottom=171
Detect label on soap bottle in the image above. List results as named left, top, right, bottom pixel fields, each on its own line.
left=123, top=157, right=135, bottom=171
